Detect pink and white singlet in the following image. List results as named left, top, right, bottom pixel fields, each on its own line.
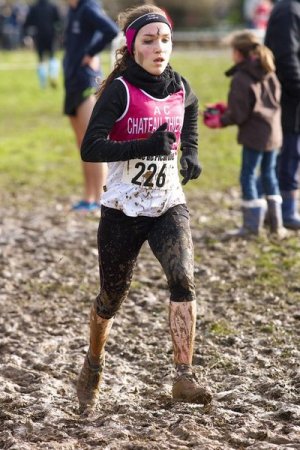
left=101, top=77, right=186, bottom=217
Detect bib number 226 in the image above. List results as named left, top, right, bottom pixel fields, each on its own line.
left=131, top=162, right=166, bottom=188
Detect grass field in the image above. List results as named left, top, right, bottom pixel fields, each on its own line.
left=0, top=48, right=239, bottom=198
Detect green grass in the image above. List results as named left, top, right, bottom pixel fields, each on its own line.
left=0, top=50, right=79, bottom=196
left=210, top=319, right=234, bottom=336
left=0, top=48, right=239, bottom=197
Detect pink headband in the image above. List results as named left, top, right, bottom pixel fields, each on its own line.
left=125, top=13, right=172, bottom=56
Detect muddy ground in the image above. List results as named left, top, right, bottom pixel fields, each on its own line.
left=0, top=190, right=299, bottom=450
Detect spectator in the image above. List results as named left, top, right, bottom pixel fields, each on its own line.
left=12, top=1, right=29, bottom=47
left=23, top=0, right=62, bottom=88
left=252, top=0, right=273, bottom=31
left=0, top=1, right=24, bottom=49
left=265, top=0, right=300, bottom=229
left=204, top=31, right=286, bottom=238
left=243, top=0, right=260, bottom=28
left=63, top=0, right=119, bottom=212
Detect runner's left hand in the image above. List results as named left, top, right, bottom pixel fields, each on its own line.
left=180, top=150, right=202, bottom=185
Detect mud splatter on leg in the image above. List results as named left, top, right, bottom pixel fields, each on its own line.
left=76, top=303, right=114, bottom=414
left=169, top=300, right=196, bottom=366
left=89, top=302, right=114, bottom=366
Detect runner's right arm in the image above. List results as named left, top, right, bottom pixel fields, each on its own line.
left=81, top=80, right=174, bottom=162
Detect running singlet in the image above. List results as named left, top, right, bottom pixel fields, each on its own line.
left=101, top=77, right=186, bottom=217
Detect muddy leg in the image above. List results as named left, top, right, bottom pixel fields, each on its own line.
left=169, top=300, right=212, bottom=405
left=169, top=300, right=196, bottom=366
left=76, top=208, right=146, bottom=413
left=76, top=303, right=113, bottom=414
left=88, top=303, right=114, bottom=366
left=148, top=206, right=197, bottom=368
left=148, top=205, right=212, bottom=404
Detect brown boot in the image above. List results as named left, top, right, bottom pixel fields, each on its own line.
left=172, top=371, right=212, bottom=405
left=76, top=353, right=104, bottom=414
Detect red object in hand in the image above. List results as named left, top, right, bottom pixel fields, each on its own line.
left=204, top=102, right=227, bottom=114
left=203, top=101, right=227, bottom=128
left=203, top=114, right=222, bottom=128
left=213, top=102, right=227, bottom=114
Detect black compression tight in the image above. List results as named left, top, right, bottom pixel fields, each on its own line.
left=95, top=204, right=196, bottom=319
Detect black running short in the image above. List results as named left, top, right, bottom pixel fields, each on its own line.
left=63, top=86, right=97, bottom=116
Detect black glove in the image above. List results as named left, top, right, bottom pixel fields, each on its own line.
left=180, top=148, right=202, bottom=185
left=134, top=122, right=176, bottom=158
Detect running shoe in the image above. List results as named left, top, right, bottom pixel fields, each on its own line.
left=71, top=200, right=100, bottom=212
left=172, top=371, right=212, bottom=404
left=77, top=353, right=104, bottom=414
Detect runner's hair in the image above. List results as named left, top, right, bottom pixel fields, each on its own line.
left=96, top=4, right=168, bottom=98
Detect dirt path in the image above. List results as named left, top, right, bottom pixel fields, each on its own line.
left=0, top=192, right=299, bottom=450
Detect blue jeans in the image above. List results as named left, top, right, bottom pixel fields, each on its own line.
left=240, top=146, right=280, bottom=200
left=278, top=133, right=300, bottom=191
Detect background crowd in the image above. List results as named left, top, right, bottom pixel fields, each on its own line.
left=0, top=0, right=278, bottom=51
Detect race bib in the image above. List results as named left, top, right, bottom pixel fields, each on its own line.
left=122, top=151, right=178, bottom=190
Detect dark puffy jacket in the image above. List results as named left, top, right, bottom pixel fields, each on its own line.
left=221, top=59, right=282, bottom=151
left=265, top=0, right=300, bottom=132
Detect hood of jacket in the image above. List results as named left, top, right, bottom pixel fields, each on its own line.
left=225, top=58, right=268, bottom=82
